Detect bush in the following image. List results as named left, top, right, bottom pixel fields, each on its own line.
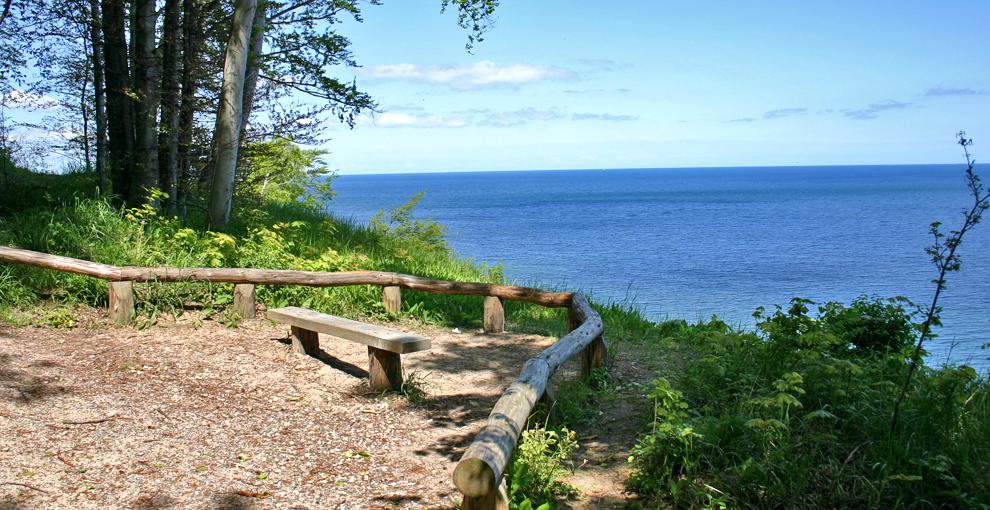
left=819, top=295, right=917, bottom=353
left=627, top=298, right=990, bottom=509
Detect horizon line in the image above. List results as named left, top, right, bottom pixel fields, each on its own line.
left=334, top=161, right=966, bottom=177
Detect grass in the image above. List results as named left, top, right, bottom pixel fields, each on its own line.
left=2, top=165, right=988, bottom=509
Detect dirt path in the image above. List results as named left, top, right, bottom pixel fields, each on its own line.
left=560, top=342, right=662, bottom=510
left=1, top=307, right=662, bottom=509
left=0, top=309, right=558, bottom=509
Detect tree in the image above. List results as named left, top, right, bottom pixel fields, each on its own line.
left=206, top=0, right=500, bottom=229
left=237, top=137, right=331, bottom=206
left=101, top=0, right=134, bottom=201
left=87, top=0, right=108, bottom=192
left=207, top=0, right=257, bottom=228
left=2, top=0, right=499, bottom=223
left=890, top=132, right=990, bottom=431
left=158, top=0, right=182, bottom=214
left=132, top=0, right=160, bottom=204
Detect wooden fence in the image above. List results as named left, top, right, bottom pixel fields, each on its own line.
left=0, top=245, right=606, bottom=509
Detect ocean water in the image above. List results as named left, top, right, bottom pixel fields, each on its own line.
left=329, top=165, right=990, bottom=369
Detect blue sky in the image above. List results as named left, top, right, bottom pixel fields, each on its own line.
left=323, top=1, right=990, bottom=173
left=4, top=1, right=988, bottom=174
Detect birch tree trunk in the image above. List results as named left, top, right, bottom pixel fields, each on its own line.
left=208, top=0, right=257, bottom=229
left=239, top=0, right=266, bottom=139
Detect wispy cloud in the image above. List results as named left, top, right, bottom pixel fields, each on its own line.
left=727, top=117, right=756, bottom=123
left=478, top=108, right=564, bottom=127
left=362, top=61, right=577, bottom=89
left=386, top=104, right=426, bottom=112
left=571, top=113, right=637, bottom=122
left=844, top=99, right=912, bottom=120
left=562, top=88, right=633, bottom=95
left=576, top=58, right=630, bottom=72
left=369, top=112, right=470, bottom=128
left=363, top=106, right=637, bottom=129
left=763, top=108, right=807, bottom=120
left=925, top=86, right=987, bottom=97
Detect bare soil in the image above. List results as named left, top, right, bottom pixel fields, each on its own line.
left=1, top=308, right=561, bottom=509
left=1, top=307, right=659, bottom=509
left=559, top=342, right=663, bottom=510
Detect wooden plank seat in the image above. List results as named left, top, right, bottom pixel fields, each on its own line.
left=267, top=306, right=431, bottom=391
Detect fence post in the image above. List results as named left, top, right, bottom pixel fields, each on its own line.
left=567, top=305, right=581, bottom=332
left=461, top=479, right=509, bottom=510
left=483, top=296, right=505, bottom=333
left=382, top=286, right=401, bottom=314
left=571, top=300, right=607, bottom=385
left=581, top=335, right=607, bottom=383
left=233, top=283, right=256, bottom=318
left=108, top=281, right=134, bottom=325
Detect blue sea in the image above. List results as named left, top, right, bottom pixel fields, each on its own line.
left=329, top=165, right=990, bottom=370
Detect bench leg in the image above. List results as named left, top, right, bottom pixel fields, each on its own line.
left=290, top=326, right=320, bottom=356
left=368, top=346, right=402, bottom=391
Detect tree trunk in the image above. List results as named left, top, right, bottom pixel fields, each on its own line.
left=207, top=0, right=257, bottom=229
left=132, top=0, right=159, bottom=206
left=80, top=54, right=91, bottom=173
left=239, top=0, right=265, bottom=139
left=88, top=0, right=108, bottom=194
left=158, top=0, right=181, bottom=216
left=101, top=0, right=134, bottom=202
left=176, top=0, right=200, bottom=217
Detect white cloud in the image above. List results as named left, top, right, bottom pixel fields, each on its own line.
left=571, top=112, right=637, bottom=122
left=363, top=61, right=577, bottom=89
left=1, top=90, right=60, bottom=109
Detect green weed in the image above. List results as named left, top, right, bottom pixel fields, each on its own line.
left=505, top=426, right=579, bottom=510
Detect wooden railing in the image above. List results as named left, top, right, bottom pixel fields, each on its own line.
left=0, top=245, right=606, bottom=509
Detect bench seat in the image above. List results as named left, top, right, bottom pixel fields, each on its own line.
left=267, top=306, right=430, bottom=391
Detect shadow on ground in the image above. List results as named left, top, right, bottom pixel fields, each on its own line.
left=0, top=352, right=71, bottom=404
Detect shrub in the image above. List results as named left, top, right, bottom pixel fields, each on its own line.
left=505, top=427, right=578, bottom=509
left=819, top=295, right=917, bottom=353
left=627, top=298, right=990, bottom=509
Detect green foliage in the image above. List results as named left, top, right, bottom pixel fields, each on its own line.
left=626, top=298, right=990, bottom=509
left=441, top=0, right=499, bottom=51
left=0, top=171, right=499, bottom=327
left=505, top=426, right=578, bottom=510
left=399, top=370, right=429, bottom=405
left=628, top=378, right=703, bottom=502
left=370, top=192, right=448, bottom=251
left=238, top=138, right=334, bottom=208
left=819, top=296, right=917, bottom=352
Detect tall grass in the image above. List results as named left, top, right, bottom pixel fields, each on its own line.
left=0, top=172, right=518, bottom=327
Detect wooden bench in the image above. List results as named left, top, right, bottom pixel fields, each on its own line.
left=267, top=306, right=431, bottom=391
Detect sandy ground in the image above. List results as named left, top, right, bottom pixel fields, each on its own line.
left=0, top=309, right=565, bottom=509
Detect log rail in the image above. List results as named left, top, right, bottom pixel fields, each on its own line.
left=0, top=245, right=606, bottom=509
